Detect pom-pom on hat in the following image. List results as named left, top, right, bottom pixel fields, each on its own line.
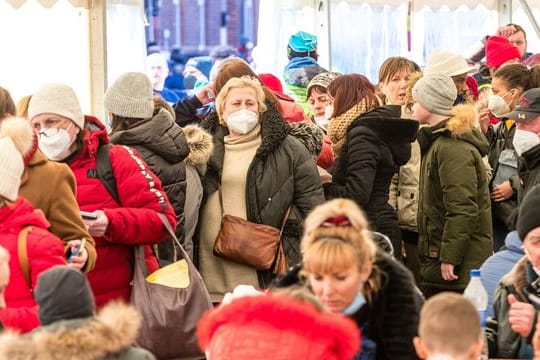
left=0, top=118, right=34, bottom=202
left=412, top=73, right=457, bottom=116
left=288, top=31, right=318, bottom=52
left=424, top=50, right=478, bottom=77
left=28, top=84, right=84, bottom=129
left=104, top=72, right=154, bottom=119
left=486, top=36, right=521, bottom=68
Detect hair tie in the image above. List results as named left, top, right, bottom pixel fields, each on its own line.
left=322, top=215, right=351, bottom=227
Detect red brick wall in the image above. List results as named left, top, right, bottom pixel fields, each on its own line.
left=149, top=0, right=259, bottom=53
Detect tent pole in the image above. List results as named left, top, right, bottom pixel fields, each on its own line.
left=517, top=0, right=540, bottom=39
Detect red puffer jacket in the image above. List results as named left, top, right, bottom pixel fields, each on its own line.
left=0, top=198, right=67, bottom=333
left=68, top=116, right=176, bottom=307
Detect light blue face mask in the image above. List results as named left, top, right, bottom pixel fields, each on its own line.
left=342, top=291, right=366, bottom=315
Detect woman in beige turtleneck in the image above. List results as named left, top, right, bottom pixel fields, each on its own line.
left=198, top=76, right=325, bottom=302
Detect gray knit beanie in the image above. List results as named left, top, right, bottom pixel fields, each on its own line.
left=412, top=73, right=457, bottom=116
left=104, top=72, right=154, bottom=119
left=35, top=266, right=95, bottom=326
left=28, top=84, right=85, bottom=129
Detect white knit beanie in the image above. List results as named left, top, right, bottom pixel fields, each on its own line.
left=104, top=72, right=154, bottom=119
left=28, top=84, right=85, bottom=129
left=412, top=74, right=457, bottom=116
left=0, top=118, right=34, bottom=202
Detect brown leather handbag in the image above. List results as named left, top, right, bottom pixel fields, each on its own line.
left=213, top=186, right=290, bottom=274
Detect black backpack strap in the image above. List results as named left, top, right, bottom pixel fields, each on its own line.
left=96, top=143, right=120, bottom=204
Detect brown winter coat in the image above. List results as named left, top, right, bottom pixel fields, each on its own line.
left=19, top=149, right=96, bottom=272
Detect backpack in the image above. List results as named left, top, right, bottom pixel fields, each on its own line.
left=95, top=143, right=120, bottom=204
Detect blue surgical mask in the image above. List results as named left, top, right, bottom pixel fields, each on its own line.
left=342, top=291, right=366, bottom=315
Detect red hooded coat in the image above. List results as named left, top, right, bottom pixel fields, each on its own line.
left=0, top=197, right=67, bottom=333
left=68, top=116, right=176, bottom=307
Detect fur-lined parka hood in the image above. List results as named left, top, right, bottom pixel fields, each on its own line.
left=417, top=104, right=489, bottom=156
left=0, top=302, right=153, bottom=360
left=183, top=124, right=214, bottom=168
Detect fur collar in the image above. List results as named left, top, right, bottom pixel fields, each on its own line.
left=0, top=302, right=142, bottom=360
left=417, top=104, right=489, bottom=156
left=202, top=100, right=289, bottom=162
left=183, top=124, right=214, bottom=167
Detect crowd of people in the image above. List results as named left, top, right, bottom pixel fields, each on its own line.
left=0, top=22, right=539, bottom=360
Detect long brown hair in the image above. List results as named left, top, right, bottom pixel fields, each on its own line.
left=327, top=74, right=379, bottom=117
left=213, top=58, right=283, bottom=114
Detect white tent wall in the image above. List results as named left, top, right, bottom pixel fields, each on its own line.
left=0, top=0, right=91, bottom=112
left=0, top=0, right=146, bottom=119
left=256, top=0, right=539, bottom=83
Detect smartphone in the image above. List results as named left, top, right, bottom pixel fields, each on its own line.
left=81, top=211, right=98, bottom=220
left=67, top=238, right=86, bottom=263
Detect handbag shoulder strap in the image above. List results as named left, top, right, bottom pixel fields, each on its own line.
left=279, top=207, right=291, bottom=234
left=218, top=182, right=292, bottom=232
left=157, top=213, right=182, bottom=250
left=17, top=226, right=32, bottom=294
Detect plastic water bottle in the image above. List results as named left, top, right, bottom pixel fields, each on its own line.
left=463, top=269, right=489, bottom=360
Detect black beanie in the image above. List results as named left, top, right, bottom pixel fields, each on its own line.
left=517, top=185, right=540, bottom=240
left=35, top=266, right=95, bottom=326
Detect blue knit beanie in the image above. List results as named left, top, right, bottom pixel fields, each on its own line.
left=288, top=31, right=318, bottom=52
left=185, top=56, right=214, bottom=79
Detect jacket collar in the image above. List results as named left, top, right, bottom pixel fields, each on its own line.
left=202, top=99, right=289, bottom=162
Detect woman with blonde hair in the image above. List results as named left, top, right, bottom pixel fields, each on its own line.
left=301, top=198, right=421, bottom=360
left=197, top=76, right=324, bottom=302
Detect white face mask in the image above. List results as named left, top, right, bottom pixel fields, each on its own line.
left=513, top=128, right=540, bottom=156
left=226, top=109, right=259, bottom=135
left=488, top=90, right=512, bottom=118
left=314, top=105, right=333, bottom=130
left=38, top=124, right=76, bottom=161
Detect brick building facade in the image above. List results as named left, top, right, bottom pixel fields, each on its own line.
left=146, top=0, right=259, bottom=55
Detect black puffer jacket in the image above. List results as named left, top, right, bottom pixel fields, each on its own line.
left=110, top=108, right=189, bottom=261
left=201, top=101, right=325, bottom=286
left=324, top=105, right=419, bottom=255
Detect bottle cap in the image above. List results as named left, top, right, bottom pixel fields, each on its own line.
left=470, top=269, right=481, bottom=277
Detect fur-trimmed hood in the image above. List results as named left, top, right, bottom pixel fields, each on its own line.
left=417, top=104, right=489, bottom=156
left=183, top=124, right=214, bottom=167
left=0, top=302, right=148, bottom=360
left=201, top=99, right=289, bottom=163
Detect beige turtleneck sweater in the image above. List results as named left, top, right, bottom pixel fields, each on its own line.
left=199, top=125, right=262, bottom=302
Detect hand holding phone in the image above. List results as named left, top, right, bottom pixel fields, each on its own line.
left=81, top=211, right=98, bottom=220
left=68, top=238, right=86, bottom=264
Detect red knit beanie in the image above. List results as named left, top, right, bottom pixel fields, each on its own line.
left=485, top=36, right=521, bottom=68
left=197, top=294, right=361, bottom=360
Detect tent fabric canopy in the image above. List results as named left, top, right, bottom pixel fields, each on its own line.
left=6, top=0, right=89, bottom=9
left=343, top=0, right=499, bottom=11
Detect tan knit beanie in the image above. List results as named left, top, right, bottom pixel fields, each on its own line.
left=28, top=84, right=84, bottom=129
left=412, top=74, right=457, bottom=116
left=104, top=72, right=154, bottom=119
left=0, top=118, right=34, bottom=201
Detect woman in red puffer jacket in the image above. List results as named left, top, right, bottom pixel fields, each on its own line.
left=28, top=84, right=176, bottom=307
